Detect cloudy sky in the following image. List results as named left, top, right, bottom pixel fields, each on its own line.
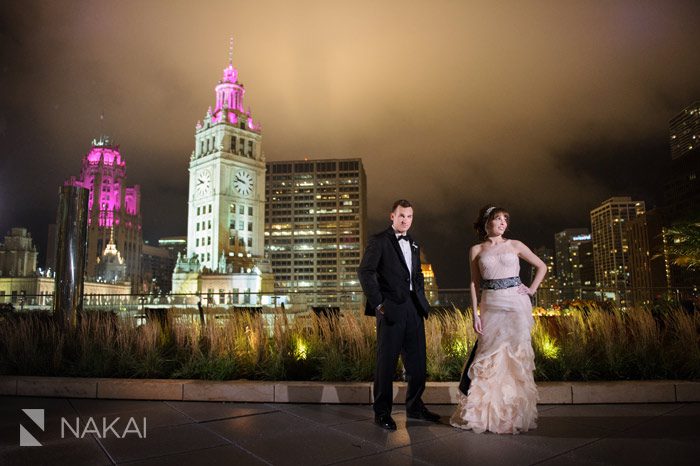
left=1, top=0, right=699, bottom=287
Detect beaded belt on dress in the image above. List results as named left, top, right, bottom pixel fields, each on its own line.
left=480, top=276, right=522, bottom=290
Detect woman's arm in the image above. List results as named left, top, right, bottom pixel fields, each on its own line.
left=469, top=245, right=483, bottom=334
left=514, top=240, right=547, bottom=295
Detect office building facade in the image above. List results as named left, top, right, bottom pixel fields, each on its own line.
left=554, top=228, right=594, bottom=301
left=532, top=246, right=558, bottom=307
left=265, top=159, right=367, bottom=304
left=626, top=209, right=670, bottom=307
left=670, top=101, right=700, bottom=161
left=590, top=197, right=645, bottom=306
left=665, top=102, right=700, bottom=220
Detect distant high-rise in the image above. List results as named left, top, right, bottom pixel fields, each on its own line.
left=578, top=241, right=595, bottom=299
left=64, top=137, right=142, bottom=290
left=265, top=159, right=367, bottom=304
left=142, top=242, right=176, bottom=293
left=664, top=102, right=700, bottom=297
left=670, top=101, right=700, bottom=160
left=626, top=209, right=670, bottom=307
left=665, top=102, right=700, bottom=220
left=421, top=261, right=439, bottom=306
left=590, top=197, right=645, bottom=306
left=158, top=236, right=187, bottom=258
left=554, top=228, right=592, bottom=301
left=532, top=246, right=558, bottom=307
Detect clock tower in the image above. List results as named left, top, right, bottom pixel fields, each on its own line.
left=186, top=45, right=265, bottom=272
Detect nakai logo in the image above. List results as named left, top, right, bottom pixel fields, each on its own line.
left=19, top=409, right=147, bottom=446
left=61, top=417, right=147, bottom=439
left=19, top=409, right=44, bottom=446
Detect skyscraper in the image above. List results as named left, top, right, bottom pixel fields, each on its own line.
left=554, top=228, right=592, bottom=301
left=670, top=101, right=700, bottom=160
left=663, top=102, right=700, bottom=298
left=265, top=159, right=367, bottom=304
left=532, top=246, right=558, bottom=307
left=590, top=197, right=645, bottom=306
left=665, top=102, right=700, bottom=219
left=626, top=209, right=670, bottom=307
left=64, top=137, right=142, bottom=290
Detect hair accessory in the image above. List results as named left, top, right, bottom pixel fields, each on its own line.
left=484, top=206, right=495, bottom=218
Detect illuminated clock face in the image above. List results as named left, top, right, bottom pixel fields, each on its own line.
left=195, top=169, right=212, bottom=197
left=233, top=170, right=254, bottom=196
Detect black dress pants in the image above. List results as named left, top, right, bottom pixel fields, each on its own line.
left=373, top=294, right=426, bottom=416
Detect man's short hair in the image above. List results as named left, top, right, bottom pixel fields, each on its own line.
left=392, top=199, right=412, bottom=211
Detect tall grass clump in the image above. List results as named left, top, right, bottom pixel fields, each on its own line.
left=0, top=304, right=697, bottom=381
left=425, top=308, right=475, bottom=381
left=532, top=304, right=699, bottom=380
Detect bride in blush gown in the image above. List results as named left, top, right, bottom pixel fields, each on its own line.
left=450, top=205, right=547, bottom=434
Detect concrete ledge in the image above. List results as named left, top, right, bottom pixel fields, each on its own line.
left=98, top=378, right=183, bottom=401
left=538, top=382, right=573, bottom=404
left=17, top=376, right=98, bottom=398
left=183, top=380, right=274, bottom=402
left=675, top=381, right=700, bottom=402
left=572, top=381, right=676, bottom=403
left=0, top=376, right=18, bottom=395
left=275, top=382, right=370, bottom=403
left=424, top=382, right=461, bottom=404
left=3, top=377, right=697, bottom=403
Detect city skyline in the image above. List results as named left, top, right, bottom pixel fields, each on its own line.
left=2, top=1, right=700, bottom=287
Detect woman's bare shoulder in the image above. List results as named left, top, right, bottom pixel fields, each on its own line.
left=469, top=243, right=484, bottom=257
left=506, top=239, right=525, bottom=249
left=507, top=239, right=536, bottom=257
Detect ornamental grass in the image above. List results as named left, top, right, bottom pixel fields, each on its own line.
left=0, top=305, right=698, bottom=381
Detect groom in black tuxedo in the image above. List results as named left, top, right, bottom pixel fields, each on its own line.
left=358, top=199, right=441, bottom=430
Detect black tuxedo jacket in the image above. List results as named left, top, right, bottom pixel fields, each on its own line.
left=358, top=227, right=430, bottom=320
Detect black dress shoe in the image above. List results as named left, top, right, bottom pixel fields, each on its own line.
left=374, top=413, right=397, bottom=431
left=407, top=407, right=441, bottom=422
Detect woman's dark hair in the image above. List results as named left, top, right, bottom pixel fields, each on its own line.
left=473, top=205, right=509, bottom=240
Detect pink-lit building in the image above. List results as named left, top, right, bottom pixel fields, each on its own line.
left=65, top=137, right=142, bottom=290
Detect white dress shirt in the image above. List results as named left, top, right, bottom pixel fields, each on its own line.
left=396, top=232, right=412, bottom=290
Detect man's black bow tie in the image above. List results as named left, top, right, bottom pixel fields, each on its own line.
left=398, top=235, right=411, bottom=242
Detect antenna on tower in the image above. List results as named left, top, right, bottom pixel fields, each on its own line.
left=228, top=36, right=234, bottom=65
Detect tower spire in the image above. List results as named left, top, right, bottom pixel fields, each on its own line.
left=228, top=36, right=234, bottom=66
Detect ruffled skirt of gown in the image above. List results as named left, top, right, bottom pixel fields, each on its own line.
left=450, top=288, right=538, bottom=434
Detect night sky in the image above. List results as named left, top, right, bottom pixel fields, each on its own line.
left=1, top=1, right=699, bottom=288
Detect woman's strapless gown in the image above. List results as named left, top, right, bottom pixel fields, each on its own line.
left=450, top=244, right=538, bottom=434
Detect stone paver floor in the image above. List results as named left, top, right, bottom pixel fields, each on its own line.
left=0, top=397, right=698, bottom=465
